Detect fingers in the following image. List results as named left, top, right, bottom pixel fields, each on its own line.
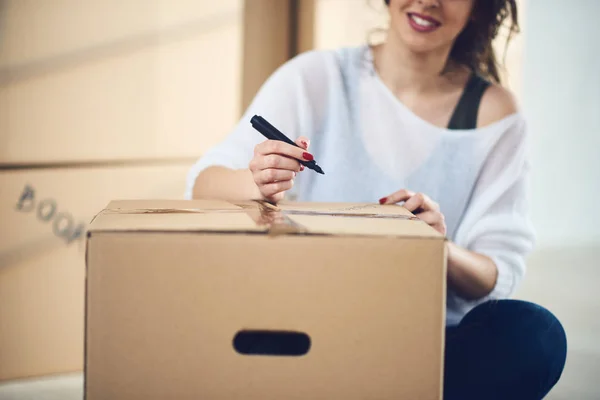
left=254, top=169, right=296, bottom=185
left=250, top=138, right=311, bottom=203
left=409, top=193, right=439, bottom=212
left=255, top=140, right=314, bottom=162
left=250, top=154, right=302, bottom=172
left=414, top=210, right=446, bottom=235
left=260, top=179, right=294, bottom=198
left=264, top=191, right=285, bottom=204
left=417, top=210, right=446, bottom=235
left=379, top=189, right=414, bottom=205
left=380, top=190, right=440, bottom=212
left=294, top=137, right=309, bottom=171
left=379, top=189, right=446, bottom=235
left=403, top=192, right=423, bottom=212
left=296, top=136, right=310, bottom=150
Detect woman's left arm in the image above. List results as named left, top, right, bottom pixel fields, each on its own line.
left=445, top=241, right=498, bottom=300
left=379, top=190, right=500, bottom=299
left=380, top=113, right=535, bottom=302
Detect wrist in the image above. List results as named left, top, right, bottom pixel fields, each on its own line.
left=444, top=241, right=498, bottom=300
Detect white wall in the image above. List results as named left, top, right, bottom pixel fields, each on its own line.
left=523, top=0, right=600, bottom=249
left=518, top=4, right=600, bottom=397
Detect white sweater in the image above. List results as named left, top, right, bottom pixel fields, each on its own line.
left=185, top=45, right=536, bottom=326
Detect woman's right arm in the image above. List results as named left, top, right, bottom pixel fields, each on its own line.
left=191, top=166, right=259, bottom=201
left=185, top=51, right=326, bottom=202
left=190, top=138, right=312, bottom=202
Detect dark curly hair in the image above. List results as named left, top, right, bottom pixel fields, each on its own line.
left=384, top=0, right=519, bottom=84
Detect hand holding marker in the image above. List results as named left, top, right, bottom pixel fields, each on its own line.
left=249, top=115, right=324, bottom=203
left=250, top=115, right=324, bottom=174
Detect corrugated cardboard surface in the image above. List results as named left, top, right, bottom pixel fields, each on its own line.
left=85, top=200, right=446, bottom=399
left=0, top=0, right=243, bottom=164
left=0, top=163, right=190, bottom=381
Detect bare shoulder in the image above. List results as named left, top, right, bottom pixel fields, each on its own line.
left=477, top=83, right=520, bottom=128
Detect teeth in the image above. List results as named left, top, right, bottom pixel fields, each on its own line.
left=411, top=15, right=434, bottom=27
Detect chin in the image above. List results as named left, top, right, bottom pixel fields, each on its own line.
left=402, top=36, right=441, bottom=53
left=394, top=28, right=447, bottom=55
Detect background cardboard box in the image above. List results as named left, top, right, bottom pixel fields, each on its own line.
left=85, top=200, right=446, bottom=399
left=0, top=163, right=191, bottom=381
left=0, top=0, right=244, bottom=165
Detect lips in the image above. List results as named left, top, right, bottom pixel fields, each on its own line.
left=407, top=12, right=441, bottom=33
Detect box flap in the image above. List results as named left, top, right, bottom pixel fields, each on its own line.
left=105, top=199, right=241, bottom=212
left=89, top=200, right=265, bottom=233
left=88, top=200, right=443, bottom=239
left=274, top=202, right=440, bottom=238
left=287, top=214, right=438, bottom=238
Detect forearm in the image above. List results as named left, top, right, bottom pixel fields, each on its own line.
left=446, top=241, right=498, bottom=300
left=191, top=166, right=261, bottom=201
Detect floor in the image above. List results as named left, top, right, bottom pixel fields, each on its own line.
left=1, top=245, right=598, bottom=399
left=514, top=245, right=600, bottom=399
left=0, top=373, right=82, bottom=400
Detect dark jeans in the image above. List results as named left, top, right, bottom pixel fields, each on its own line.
left=444, top=299, right=567, bottom=400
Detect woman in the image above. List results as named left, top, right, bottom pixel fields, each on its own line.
left=186, top=0, right=567, bottom=398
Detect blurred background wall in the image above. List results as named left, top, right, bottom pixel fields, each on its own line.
left=513, top=1, right=600, bottom=399
left=523, top=0, right=600, bottom=249
left=0, top=0, right=243, bottom=164
left=0, top=0, right=598, bottom=398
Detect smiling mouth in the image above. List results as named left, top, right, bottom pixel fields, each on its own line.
left=407, top=12, right=441, bottom=33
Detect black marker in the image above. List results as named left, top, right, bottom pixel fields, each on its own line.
left=250, top=115, right=325, bottom=175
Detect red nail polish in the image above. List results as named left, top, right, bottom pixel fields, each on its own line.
left=379, top=197, right=387, bottom=205
left=301, top=140, right=308, bottom=148
left=303, top=152, right=314, bottom=161
left=300, top=165, right=305, bottom=171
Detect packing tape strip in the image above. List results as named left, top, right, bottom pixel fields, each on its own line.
left=101, top=208, right=243, bottom=214
left=251, top=201, right=420, bottom=235
left=251, top=201, right=308, bottom=235
left=282, top=209, right=419, bottom=220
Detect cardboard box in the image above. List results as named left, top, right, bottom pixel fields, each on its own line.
left=0, top=163, right=190, bottom=381
left=0, top=0, right=243, bottom=165
left=296, top=0, right=387, bottom=52
left=85, top=199, right=447, bottom=399
left=242, top=0, right=293, bottom=111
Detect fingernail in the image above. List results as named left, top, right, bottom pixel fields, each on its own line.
left=300, top=165, right=305, bottom=171
left=301, top=140, right=308, bottom=148
left=293, top=171, right=297, bottom=177
left=302, top=152, right=314, bottom=161
left=379, top=197, right=387, bottom=205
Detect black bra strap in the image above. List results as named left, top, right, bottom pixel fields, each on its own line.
left=447, top=73, right=491, bottom=130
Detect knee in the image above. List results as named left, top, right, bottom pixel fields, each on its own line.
left=525, top=302, right=567, bottom=376
left=500, top=300, right=568, bottom=382
left=456, top=300, right=567, bottom=398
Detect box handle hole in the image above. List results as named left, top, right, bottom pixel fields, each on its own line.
left=233, top=330, right=311, bottom=356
